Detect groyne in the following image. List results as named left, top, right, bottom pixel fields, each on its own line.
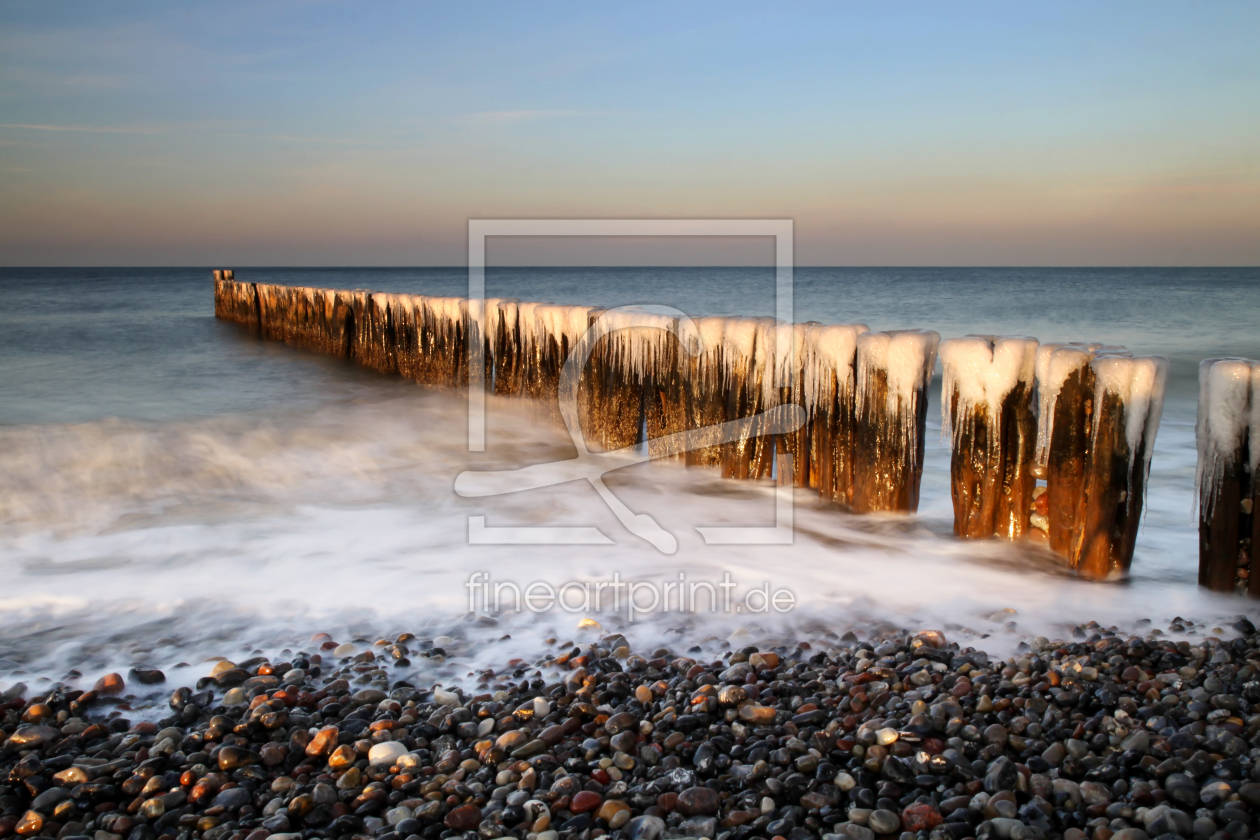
left=1196, top=358, right=1260, bottom=594
left=214, top=271, right=1174, bottom=581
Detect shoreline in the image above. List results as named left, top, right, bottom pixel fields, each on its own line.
left=4, top=620, right=1260, bottom=840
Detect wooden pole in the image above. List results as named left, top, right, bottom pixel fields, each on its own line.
left=1073, top=354, right=1167, bottom=580
left=803, top=325, right=866, bottom=508
left=940, top=336, right=1038, bottom=540
left=853, top=330, right=939, bottom=513
left=1196, top=358, right=1257, bottom=593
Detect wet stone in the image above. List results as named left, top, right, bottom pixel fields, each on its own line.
left=676, top=786, right=720, bottom=816
left=869, top=808, right=901, bottom=834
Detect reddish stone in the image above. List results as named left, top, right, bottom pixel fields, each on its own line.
left=591, top=769, right=610, bottom=784
left=677, top=786, right=720, bottom=816
left=14, top=812, right=42, bottom=837
left=721, top=810, right=757, bottom=827
left=902, top=802, right=943, bottom=832
left=922, top=737, right=946, bottom=755
left=570, top=791, right=602, bottom=813
left=444, top=803, right=481, bottom=831
left=950, top=679, right=971, bottom=698
left=657, top=792, right=678, bottom=813
left=306, top=726, right=339, bottom=756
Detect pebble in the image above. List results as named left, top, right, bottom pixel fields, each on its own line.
left=2, top=621, right=1259, bottom=840
left=366, top=739, right=407, bottom=765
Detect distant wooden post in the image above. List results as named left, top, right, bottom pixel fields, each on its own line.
left=939, top=336, right=1038, bottom=539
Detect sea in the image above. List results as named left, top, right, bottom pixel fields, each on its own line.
left=2, top=267, right=1259, bottom=694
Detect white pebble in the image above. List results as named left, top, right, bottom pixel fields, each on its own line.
left=368, top=741, right=408, bottom=766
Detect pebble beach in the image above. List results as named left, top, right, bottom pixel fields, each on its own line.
left=6, top=618, right=1260, bottom=840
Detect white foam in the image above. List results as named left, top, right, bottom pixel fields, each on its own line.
left=0, top=382, right=1233, bottom=688
left=939, top=336, right=1038, bottom=445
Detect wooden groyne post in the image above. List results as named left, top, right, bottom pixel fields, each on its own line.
left=939, top=336, right=1038, bottom=540
left=852, top=329, right=940, bottom=513
left=1197, top=358, right=1260, bottom=595
left=212, top=272, right=944, bottom=519
left=1073, top=353, right=1168, bottom=579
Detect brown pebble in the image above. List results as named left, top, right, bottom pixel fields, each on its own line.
left=306, top=726, right=339, bottom=756
left=444, top=803, right=481, bottom=830
left=93, top=673, right=125, bottom=695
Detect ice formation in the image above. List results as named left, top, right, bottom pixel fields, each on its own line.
left=1090, top=352, right=1168, bottom=489
left=856, top=330, right=941, bottom=427
left=1033, top=343, right=1129, bottom=466
left=1196, top=358, right=1258, bottom=516
left=939, top=336, right=1038, bottom=445
left=802, top=324, right=869, bottom=415
left=594, top=307, right=684, bottom=382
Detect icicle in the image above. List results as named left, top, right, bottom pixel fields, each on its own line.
left=802, top=324, right=868, bottom=414
left=939, top=336, right=1038, bottom=447
left=1090, top=353, right=1168, bottom=490
left=853, top=329, right=940, bottom=513
left=597, top=308, right=680, bottom=383
left=719, top=317, right=762, bottom=390
left=856, top=329, right=940, bottom=447
left=1196, top=359, right=1256, bottom=516
left=1034, top=345, right=1125, bottom=460
left=1068, top=351, right=1168, bottom=581
left=938, top=336, right=1039, bottom=540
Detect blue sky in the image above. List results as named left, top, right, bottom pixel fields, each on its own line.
left=1, top=1, right=1257, bottom=265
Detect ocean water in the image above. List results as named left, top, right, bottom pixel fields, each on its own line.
left=2, top=266, right=1259, bottom=695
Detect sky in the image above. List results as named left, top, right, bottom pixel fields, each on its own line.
left=0, top=1, right=1258, bottom=266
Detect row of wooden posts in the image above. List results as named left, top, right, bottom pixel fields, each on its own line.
left=213, top=271, right=1251, bottom=591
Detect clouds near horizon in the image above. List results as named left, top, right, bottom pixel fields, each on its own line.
left=0, top=1, right=1257, bottom=266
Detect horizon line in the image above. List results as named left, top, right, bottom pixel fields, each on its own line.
left=2, top=264, right=1259, bottom=271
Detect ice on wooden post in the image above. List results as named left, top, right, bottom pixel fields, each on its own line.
left=802, top=324, right=868, bottom=506
left=939, top=336, right=1038, bottom=539
left=714, top=318, right=771, bottom=480
left=1196, top=358, right=1260, bottom=595
left=1033, top=343, right=1122, bottom=556
left=774, top=323, right=815, bottom=487
left=485, top=299, right=521, bottom=396
left=1071, top=353, right=1167, bottom=580
left=585, top=308, right=678, bottom=453
left=853, top=329, right=940, bottom=513
left=682, top=316, right=731, bottom=468
left=520, top=304, right=593, bottom=409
